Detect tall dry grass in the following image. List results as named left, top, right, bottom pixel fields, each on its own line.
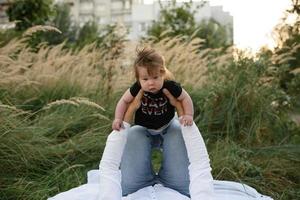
left=0, top=26, right=299, bottom=200
left=0, top=28, right=217, bottom=111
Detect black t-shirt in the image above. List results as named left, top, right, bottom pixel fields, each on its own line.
left=130, top=80, right=182, bottom=129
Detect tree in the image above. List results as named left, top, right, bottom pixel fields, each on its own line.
left=264, top=0, right=300, bottom=106
left=196, top=19, right=232, bottom=49
left=46, top=3, right=76, bottom=45
left=6, top=0, right=54, bottom=31
left=76, top=21, right=100, bottom=49
left=75, top=21, right=128, bottom=50
left=147, top=0, right=198, bottom=41
left=147, top=0, right=232, bottom=49
left=20, top=2, right=77, bottom=50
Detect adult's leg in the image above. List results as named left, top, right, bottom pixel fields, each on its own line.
left=158, top=119, right=190, bottom=197
left=120, top=125, right=156, bottom=196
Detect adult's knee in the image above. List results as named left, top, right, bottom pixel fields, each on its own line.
left=163, top=120, right=188, bottom=158
left=122, top=125, right=151, bottom=157
left=164, top=120, right=183, bottom=141
left=126, top=125, right=148, bottom=143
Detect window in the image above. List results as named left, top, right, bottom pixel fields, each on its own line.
left=80, top=1, right=93, bottom=12
left=96, top=4, right=105, bottom=13
left=139, top=22, right=146, bottom=32
left=124, top=0, right=131, bottom=9
left=111, top=1, right=122, bottom=10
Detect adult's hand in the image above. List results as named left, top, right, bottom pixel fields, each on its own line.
left=124, top=89, right=144, bottom=123
left=163, top=88, right=184, bottom=117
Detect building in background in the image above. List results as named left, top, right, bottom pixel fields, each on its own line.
left=60, top=0, right=233, bottom=41
left=2, top=0, right=233, bottom=41
left=0, top=0, right=13, bottom=29
left=56, top=0, right=135, bottom=27
left=130, top=1, right=233, bottom=40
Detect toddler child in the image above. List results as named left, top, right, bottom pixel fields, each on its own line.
left=112, top=47, right=194, bottom=131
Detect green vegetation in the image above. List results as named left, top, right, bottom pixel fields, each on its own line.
left=0, top=0, right=299, bottom=200
left=147, top=0, right=232, bottom=49
left=6, top=0, right=54, bottom=31
left=0, top=28, right=299, bottom=200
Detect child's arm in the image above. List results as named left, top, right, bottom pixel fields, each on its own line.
left=112, top=89, right=135, bottom=130
left=177, top=88, right=194, bottom=126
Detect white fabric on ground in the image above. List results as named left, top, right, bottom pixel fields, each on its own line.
left=49, top=170, right=273, bottom=200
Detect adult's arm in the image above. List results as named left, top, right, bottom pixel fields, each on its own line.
left=181, top=124, right=214, bottom=200
left=123, top=90, right=144, bottom=123
left=164, top=88, right=214, bottom=200
left=98, top=90, right=144, bottom=200
left=98, top=127, right=128, bottom=200
left=162, top=88, right=184, bottom=117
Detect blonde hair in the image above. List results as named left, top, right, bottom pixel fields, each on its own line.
left=134, top=47, right=174, bottom=80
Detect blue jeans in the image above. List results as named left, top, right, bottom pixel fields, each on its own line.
left=121, top=119, right=190, bottom=197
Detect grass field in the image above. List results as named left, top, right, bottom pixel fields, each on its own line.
left=0, top=32, right=299, bottom=200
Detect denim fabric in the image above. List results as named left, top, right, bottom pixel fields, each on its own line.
left=120, top=119, right=190, bottom=197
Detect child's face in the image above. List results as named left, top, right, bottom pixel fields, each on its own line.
left=138, top=67, right=164, bottom=94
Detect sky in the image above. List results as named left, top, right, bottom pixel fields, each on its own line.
left=145, top=0, right=293, bottom=52
left=209, top=0, right=292, bottom=52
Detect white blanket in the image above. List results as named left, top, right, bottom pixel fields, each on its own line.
left=49, top=122, right=273, bottom=200
left=49, top=170, right=272, bottom=200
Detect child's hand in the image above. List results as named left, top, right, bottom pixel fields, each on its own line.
left=112, top=118, right=123, bottom=131
left=179, top=115, right=193, bottom=126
